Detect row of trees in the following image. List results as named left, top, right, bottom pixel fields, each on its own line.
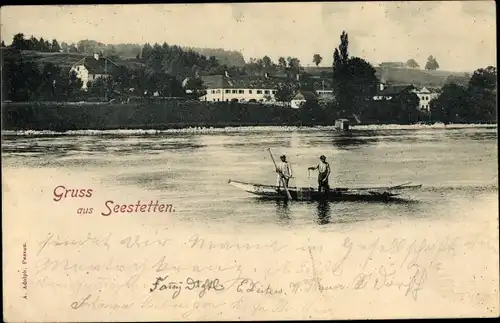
left=430, top=66, right=496, bottom=123
left=1, top=48, right=188, bottom=102
left=137, top=42, right=222, bottom=78
left=3, top=58, right=84, bottom=101
left=243, top=55, right=302, bottom=75
left=405, top=56, right=440, bottom=70
left=10, top=33, right=64, bottom=52
left=314, top=31, right=494, bottom=124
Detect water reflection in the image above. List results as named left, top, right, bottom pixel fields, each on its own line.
left=316, top=200, right=332, bottom=225
left=274, top=200, right=292, bottom=225
left=331, top=131, right=379, bottom=149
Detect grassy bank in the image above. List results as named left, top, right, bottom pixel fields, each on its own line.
left=2, top=100, right=328, bottom=131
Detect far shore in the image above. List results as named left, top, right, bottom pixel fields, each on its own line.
left=2, top=123, right=497, bottom=137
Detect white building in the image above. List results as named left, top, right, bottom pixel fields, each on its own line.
left=415, top=86, right=440, bottom=112
left=373, top=82, right=441, bottom=112
left=290, top=90, right=318, bottom=109
left=201, top=88, right=278, bottom=103
left=70, top=54, right=117, bottom=90
left=199, top=75, right=278, bottom=103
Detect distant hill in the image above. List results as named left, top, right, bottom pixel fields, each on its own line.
left=303, top=66, right=470, bottom=87
left=183, top=47, right=246, bottom=67
left=374, top=67, right=469, bottom=87
left=3, top=49, right=145, bottom=70
left=41, top=39, right=246, bottom=67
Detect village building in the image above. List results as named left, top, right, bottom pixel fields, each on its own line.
left=373, top=81, right=441, bottom=112
left=70, top=54, right=118, bottom=90
left=290, top=90, right=318, bottom=109
left=415, top=86, right=441, bottom=111
left=199, top=74, right=279, bottom=103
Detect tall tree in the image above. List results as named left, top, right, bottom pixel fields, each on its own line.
left=425, top=55, right=439, bottom=70
left=339, top=31, right=349, bottom=65
left=262, top=55, right=273, bottom=68
left=332, top=31, right=378, bottom=118
left=430, top=83, right=467, bottom=123
left=278, top=57, right=287, bottom=69
left=51, top=39, right=61, bottom=52
left=39, top=37, right=46, bottom=51
left=467, top=66, right=497, bottom=121
left=332, top=31, right=350, bottom=113
left=1, top=40, right=5, bottom=47
left=28, top=36, right=39, bottom=50
left=287, top=57, right=300, bottom=71
left=44, top=40, right=51, bottom=52
left=11, top=33, right=26, bottom=50
left=313, top=54, right=323, bottom=67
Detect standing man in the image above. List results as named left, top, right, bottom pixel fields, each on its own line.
left=308, top=155, right=331, bottom=193
left=276, top=155, right=293, bottom=192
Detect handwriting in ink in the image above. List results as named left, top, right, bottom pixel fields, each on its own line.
left=351, top=265, right=428, bottom=300
left=149, top=275, right=224, bottom=299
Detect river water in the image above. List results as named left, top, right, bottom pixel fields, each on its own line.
left=2, top=125, right=498, bottom=228
left=2, top=125, right=499, bottom=319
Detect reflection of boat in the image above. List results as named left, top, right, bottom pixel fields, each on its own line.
left=228, top=179, right=422, bottom=202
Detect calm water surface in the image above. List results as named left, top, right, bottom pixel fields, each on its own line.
left=2, top=126, right=498, bottom=230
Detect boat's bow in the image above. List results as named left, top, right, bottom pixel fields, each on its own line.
left=228, top=179, right=286, bottom=197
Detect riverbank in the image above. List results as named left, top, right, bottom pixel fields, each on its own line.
left=1, top=101, right=313, bottom=131
left=2, top=101, right=497, bottom=132
left=2, top=124, right=497, bottom=137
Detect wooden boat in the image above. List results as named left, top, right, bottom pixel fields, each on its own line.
left=228, top=179, right=422, bottom=202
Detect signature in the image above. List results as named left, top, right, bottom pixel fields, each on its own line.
left=237, top=279, right=285, bottom=295
left=149, top=275, right=224, bottom=299
left=352, top=265, right=428, bottom=300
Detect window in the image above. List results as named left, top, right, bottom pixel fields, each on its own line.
left=232, top=90, right=237, bottom=94
left=257, top=90, right=262, bottom=94
left=264, top=90, right=270, bottom=94
left=239, top=90, right=244, bottom=94
left=272, top=90, right=277, bottom=94
left=211, top=90, right=215, bottom=94
left=249, top=90, right=253, bottom=94
left=216, top=90, right=221, bottom=94
left=225, top=90, right=230, bottom=94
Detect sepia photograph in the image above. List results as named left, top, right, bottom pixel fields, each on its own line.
left=1, top=2, right=498, bottom=321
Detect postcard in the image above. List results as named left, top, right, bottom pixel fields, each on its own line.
left=2, top=2, right=498, bottom=322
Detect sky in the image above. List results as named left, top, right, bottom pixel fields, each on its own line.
left=1, top=2, right=496, bottom=72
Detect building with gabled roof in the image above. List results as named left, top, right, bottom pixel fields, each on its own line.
left=290, top=90, right=318, bottom=109
left=199, top=74, right=281, bottom=104
left=373, top=81, right=442, bottom=112
left=70, top=53, right=119, bottom=89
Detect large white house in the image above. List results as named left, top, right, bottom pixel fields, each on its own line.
left=199, top=75, right=279, bottom=103
left=415, top=86, right=440, bottom=111
left=70, top=54, right=118, bottom=90
left=373, top=82, right=441, bottom=112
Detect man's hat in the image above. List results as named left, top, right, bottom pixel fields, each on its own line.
left=320, top=155, right=326, bottom=160
left=280, top=155, right=286, bottom=159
